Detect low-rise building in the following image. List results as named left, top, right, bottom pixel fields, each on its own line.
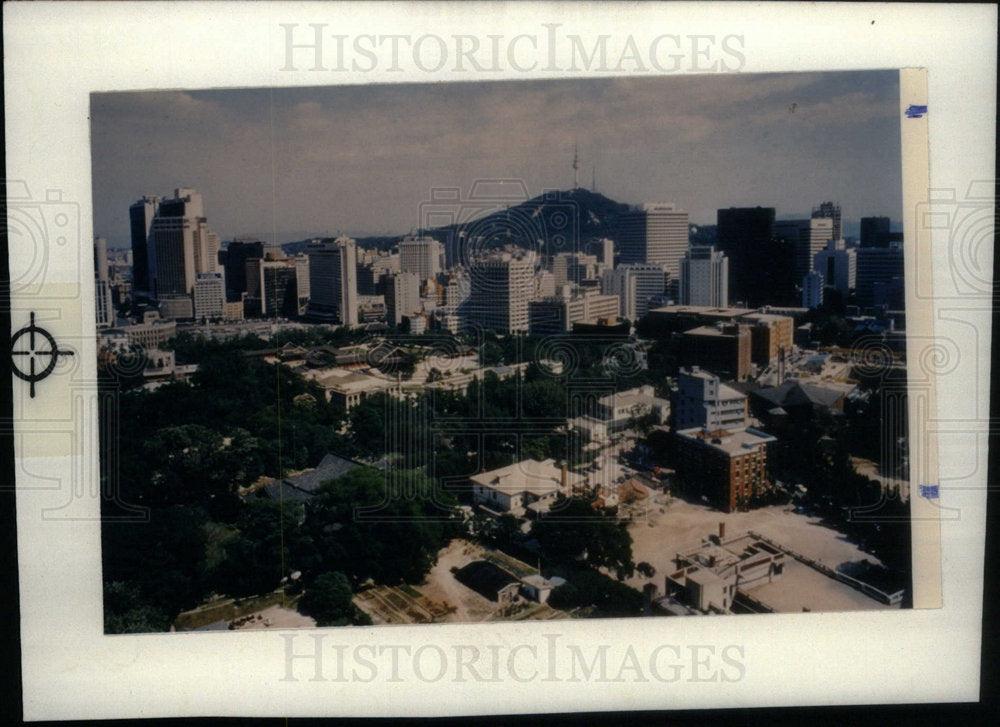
left=304, top=367, right=394, bottom=410
left=470, top=458, right=585, bottom=518
left=739, top=312, right=794, bottom=367
left=662, top=527, right=787, bottom=614
left=673, top=367, right=748, bottom=431
left=569, top=385, right=669, bottom=443
left=674, top=426, right=776, bottom=512
left=679, top=323, right=752, bottom=381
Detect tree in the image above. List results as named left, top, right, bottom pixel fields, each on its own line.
left=298, top=571, right=361, bottom=626
left=214, top=499, right=304, bottom=598
left=300, top=467, right=460, bottom=586
left=103, top=581, right=172, bottom=634
left=102, top=504, right=210, bottom=625
left=533, top=494, right=635, bottom=579
left=547, top=568, right=643, bottom=617
left=348, top=394, right=390, bottom=459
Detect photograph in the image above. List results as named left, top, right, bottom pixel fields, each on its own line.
left=6, top=1, right=994, bottom=720
left=91, top=71, right=920, bottom=634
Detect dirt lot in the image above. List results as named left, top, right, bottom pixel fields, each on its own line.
left=353, top=539, right=572, bottom=625
left=625, top=497, right=893, bottom=612
left=416, top=540, right=502, bottom=622
left=230, top=604, right=316, bottom=630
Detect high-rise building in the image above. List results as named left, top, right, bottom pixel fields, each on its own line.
left=222, top=239, right=264, bottom=302
left=552, top=252, right=599, bottom=287
left=856, top=245, right=904, bottom=309
left=468, top=254, right=534, bottom=333
left=716, top=206, right=776, bottom=307
left=674, top=366, right=749, bottom=432
left=811, top=201, right=842, bottom=242
left=193, top=273, right=225, bottom=320
left=399, top=235, right=443, bottom=282
left=385, top=272, right=421, bottom=326
left=774, top=217, right=834, bottom=284
left=94, top=236, right=109, bottom=282
left=598, top=238, right=615, bottom=268
left=534, top=270, right=556, bottom=300
left=293, top=254, right=310, bottom=312
left=679, top=246, right=728, bottom=307
left=94, top=237, right=113, bottom=328
left=813, top=239, right=856, bottom=297
left=802, top=271, right=825, bottom=308
left=128, top=195, right=160, bottom=294
left=148, top=188, right=219, bottom=299
left=528, top=289, right=620, bottom=335
left=617, top=203, right=689, bottom=278
left=859, top=216, right=891, bottom=248
left=601, top=263, right=666, bottom=322
left=95, top=279, right=114, bottom=328
left=258, top=259, right=299, bottom=318
left=307, top=236, right=359, bottom=325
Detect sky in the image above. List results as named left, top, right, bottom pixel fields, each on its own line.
left=90, top=70, right=903, bottom=248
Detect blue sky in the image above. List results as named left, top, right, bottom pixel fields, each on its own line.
left=91, top=70, right=902, bottom=247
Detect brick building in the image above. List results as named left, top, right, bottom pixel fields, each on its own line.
left=679, top=323, right=753, bottom=380
left=674, top=427, right=776, bottom=512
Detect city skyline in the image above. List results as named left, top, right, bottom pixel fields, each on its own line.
left=91, top=71, right=903, bottom=248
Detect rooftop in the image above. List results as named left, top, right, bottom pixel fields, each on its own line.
left=454, top=561, right=520, bottom=601
left=470, top=458, right=584, bottom=497
left=649, top=304, right=756, bottom=318
left=682, top=325, right=746, bottom=338
left=309, top=367, right=394, bottom=394
left=754, top=380, right=856, bottom=410
left=675, top=427, right=777, bottom=456
left=740, top=313, right=793, bottom=324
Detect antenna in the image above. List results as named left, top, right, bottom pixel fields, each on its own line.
left=591, top=164, right=596, bottom=193
left=573, top=142, right=579, bottom=189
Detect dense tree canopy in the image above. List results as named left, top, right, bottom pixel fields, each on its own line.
left=532, top=494, right=635, bottom=580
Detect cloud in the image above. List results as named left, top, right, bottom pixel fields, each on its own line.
left=90, top=71, right=903, bottom=244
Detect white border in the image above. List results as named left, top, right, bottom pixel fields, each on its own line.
left=5, top=1, right=995, bottom=720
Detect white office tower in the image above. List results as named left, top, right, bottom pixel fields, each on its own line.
left=812, top=201, right=842, bottom=242
left=601, top=263, right=666, bottom=322
left=95, top=235, right=114, bottom=328
left=535, top=270, right=556, bottom=300
left=95, top=279, right=114, bottom=328
left=617, top=203, right=690, bottom=278
left=444, top=272, right=471, bottom=313
left=399, top=235, right=443, bottom=282
left=386, top=272, right=421, bottom=326
left=149, top=188, right=220, bottom=299
left=674, top=366, right=748, bottom=431
left=193, top=273, right=225, bottom=320
left=294, top=254, right=310, bottom=307
left=812, top=239, right=856, bottom=298
left=469, top=254, right=534, bottom=333
left=552, top=252, right=599, bottom=287
left=802, top=270, right=825, bottom=308
left=307, top=236, right=359, bottom=326
left=775, top=217, right=835, bottom=283
left=94, top=236, right=109, bottom=282
left=679, top=246, right=728, bottom=307
left=598, top=238, right=615, bottom=267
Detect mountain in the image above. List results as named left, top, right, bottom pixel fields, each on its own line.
left=281, top=188, right=637, bottom=257
left=429, top=187, right=634, bottom=253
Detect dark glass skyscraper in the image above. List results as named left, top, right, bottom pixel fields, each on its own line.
left=860, top=216, right=892, bottom=248
left=223, top=239, right=265, bottom=302
left=715, top=207, right=795, bottom=307
left=129, top=195, right=159, bottom=294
